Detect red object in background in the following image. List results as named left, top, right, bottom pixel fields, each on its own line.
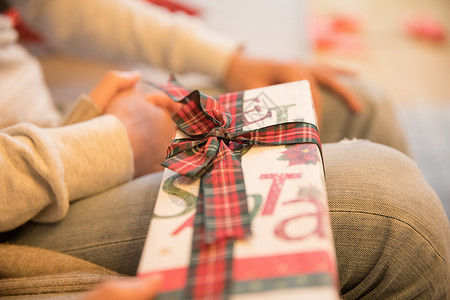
left=309, top=14, right=365, bottom=54
left=3, top=8, right=43, bottom=42
left=404, top=14, right=446, bottom=42
left=145, top=0, right=201, bottom=16
left=331, top=14, right=362, bottom=33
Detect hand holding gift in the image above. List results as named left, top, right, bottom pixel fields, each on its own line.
left=138, top=77, right=339, bottom=299
left=224, top=50, right=363, bottom=126
left=89, top=71, right=181, bottom=178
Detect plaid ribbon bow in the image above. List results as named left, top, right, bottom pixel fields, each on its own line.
left=145, top=77, right=321, bottom=299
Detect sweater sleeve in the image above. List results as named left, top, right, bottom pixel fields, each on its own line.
left=0, top=14, right=61, bottom=128
left=13, top=0, right=241, bottom=81
left=62, top=94, right=103, bottom=126
left=0, top=115, right=134, bottom=232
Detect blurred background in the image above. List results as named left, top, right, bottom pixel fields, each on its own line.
left=310, top=0, right=450, bottom=218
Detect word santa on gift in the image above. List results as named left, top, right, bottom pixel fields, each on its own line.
left=155, top=171, right=326, bottom=243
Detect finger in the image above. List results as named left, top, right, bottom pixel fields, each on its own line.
left=82, top=275, right=162, bottom=300
left=146, top=93, right=182, bottom=114
left=90, top=70, right=141, bottom=110
left=279, top=64, right=324, bottom=126
left=110, top=70, right=142, bottom=90
left=312, top=68, right=363, bottom=113
left=276, top=62, right=307, bottom=83
left=316, top=64, right=359, bottom=77
left=101, top=70, right=141, bottom=98
left=241, top=79, right=271, bottom=90
left=131, top=275, right=162, bottom=300
left=331, top=82, right=363, bottom=112
left=329, top=65, right=358, bottom=77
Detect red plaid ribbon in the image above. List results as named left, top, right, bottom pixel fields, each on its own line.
left=144, top=77, right=321, bottom=299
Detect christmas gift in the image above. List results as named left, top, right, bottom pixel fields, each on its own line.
left=138, top=78, right=339, bottom=299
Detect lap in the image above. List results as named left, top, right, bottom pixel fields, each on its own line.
left=4, top=172, right=163, bottom=276
left=5, top=141, right=449, bottom=298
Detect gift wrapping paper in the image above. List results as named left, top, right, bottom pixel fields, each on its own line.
left=138, top=80, right=339, bottom=299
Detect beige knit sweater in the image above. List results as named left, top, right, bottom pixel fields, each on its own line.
left=0, top=98, right=133, bottom=297
left=0, top=0, right=240, bottom=296
left=14, top=0, right=239, bottom=81
left=1, top=0, right=240, bottom=128
left=0, top=97, right=134, bottom=233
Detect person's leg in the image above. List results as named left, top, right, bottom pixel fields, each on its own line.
left=4, top=172, right=163, bottom=276
left=5, top=141, right=449, bottom=298
left=321, top=77, right=410, bottom=156
left=0, top=244, right=121, bottom=297
left=324, top=140, right=450, bottom=299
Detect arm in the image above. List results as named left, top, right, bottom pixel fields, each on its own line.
left=0, top=115, right=134, bottom=232
left=0, top=70, right=177, bottom=232
left=12, top=0, right=362, bottom=125
left=0, top=14, right=60, bottom=128
left=13, top=0, right=240, bottom=81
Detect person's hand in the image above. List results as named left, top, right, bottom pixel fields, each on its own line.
left=105, top=87, right=179, bottom=178
left=82, top=275, right=161, bottom=300
left=224, top=51, right=363, bottom=126
left=89, top=70, right=141, bottom=110
left=308, top=63, right=362, bottom=113
left=145, top=91, right=182, bottom=115
left=89, top=70, right=181, bottom=178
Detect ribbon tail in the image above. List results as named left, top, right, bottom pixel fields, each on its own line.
left=185, top=187, right=234, bottom=299
left=201, top=141, right=251, bottom=244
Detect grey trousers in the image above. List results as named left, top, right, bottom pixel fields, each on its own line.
left=3, top=81, right=449, bottom=298
left=5, top=140, right=449, bottom=299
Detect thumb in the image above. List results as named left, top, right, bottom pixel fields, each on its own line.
left=146, top=92, right=182, bottom=115
left=90, top=70, right=141, bottom=110
left=110, top=70, right=142, bottom=91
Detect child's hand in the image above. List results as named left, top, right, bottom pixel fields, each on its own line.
left=89, top=70, right=141, bottom=111
left=105, top=88, right=177, bottom=178
left=89, top=70, right=181, bottom=178
left=145, top=92, right=182, bottom=115
left=224, top=51, right=363, bottom=126
left=82, top=275, right=161, bottom=300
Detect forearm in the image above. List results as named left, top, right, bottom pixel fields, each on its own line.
left=13, top=0, right=240, bottom=81
left=0, top=115, right=133, bottom=232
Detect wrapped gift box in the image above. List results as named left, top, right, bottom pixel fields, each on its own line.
left=138, top=80, right=339, bottom=299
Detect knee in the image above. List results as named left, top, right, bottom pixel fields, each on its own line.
left=323, top=140, right=450, bottom=298
left=323, top=140, right=445, bottom=223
